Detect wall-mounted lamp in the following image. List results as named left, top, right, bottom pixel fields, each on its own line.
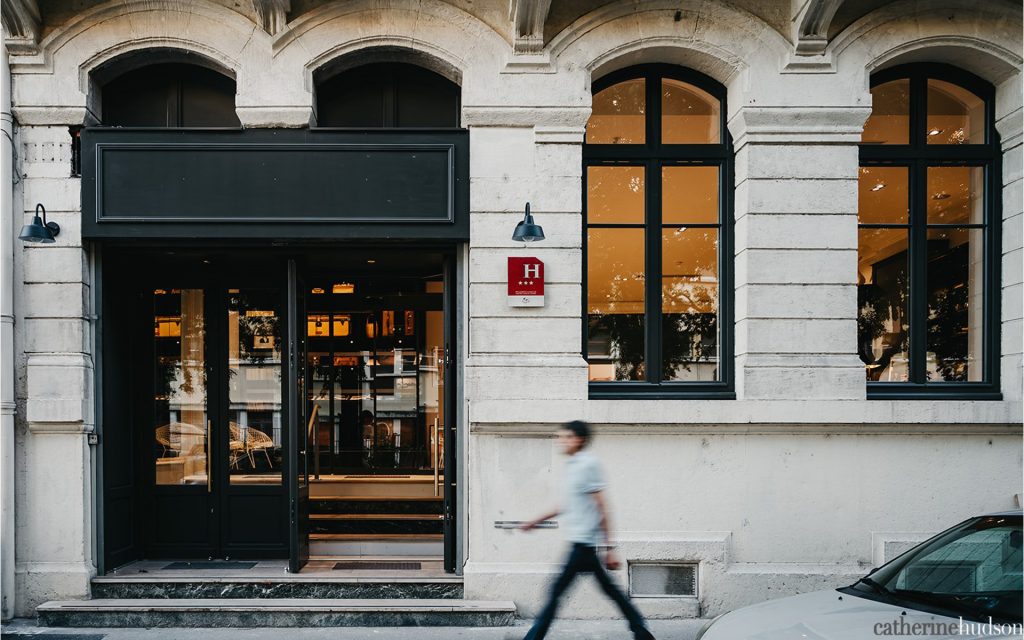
left=511, top=202, right=545, bottom=243
left=19, top=204, right=60, bottom=244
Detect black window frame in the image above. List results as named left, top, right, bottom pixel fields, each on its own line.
left=583, top=64, right=734, bottom=400
left=860, top=63, right=1002, bottom=400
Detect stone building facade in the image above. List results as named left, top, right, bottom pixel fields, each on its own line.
left=1, top=0, right=1022, bottom=622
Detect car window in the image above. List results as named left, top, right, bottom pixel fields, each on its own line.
left=888, top=526, right=1022, bottom=593
left=872, top=516, right=1022, bottom=622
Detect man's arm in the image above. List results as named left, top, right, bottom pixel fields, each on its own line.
left=591, top=490, right=621, bottom=569
left=519, top=507, right=560, bottom=531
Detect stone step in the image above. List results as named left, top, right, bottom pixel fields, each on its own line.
left=310, top=534, right=444, bottom=557
left=90, top=577, right=464, bottom=600
left=310, top=513, right=444, bottom=535
left=310, top=497, right=443, bottom=515
left=37, top=598, right=516, bottom=628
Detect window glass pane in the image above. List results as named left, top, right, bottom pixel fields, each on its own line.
left=928, top=166, right=984, bottom=225
left=587, top=166, right=645, bottom=224
left=858, top=229, right=910, bottom=382
left=889, top=524, right=1022, bottom=607
left=927, top=79, right=985, bottom=145
left=662, top=166, right=718, bottom=224
left=661, top=79, right=720, bottom=144
left=587, top=78, right=645, bottom=144
left=662, top=228, right=719, bottom=381
left=588, top=228, right=645, bottom=381
left=859, top=166, right=909, bottom=224
left=228, top=289, right=282, bottom=485
left=863, top=79, right=910, bottom=145
left=927, top=227, right=984, bottom=382
left=153, top=289, right=208, bottom=486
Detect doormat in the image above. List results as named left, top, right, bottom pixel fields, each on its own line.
left=333, top=561, right=422, bottom=571
left=162, top=561, right=258, bottom=570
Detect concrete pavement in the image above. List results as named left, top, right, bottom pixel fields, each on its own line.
left=2, top=617, right=707, bottom=639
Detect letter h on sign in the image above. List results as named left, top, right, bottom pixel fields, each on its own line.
left=507, top=256, right=544, bottom=307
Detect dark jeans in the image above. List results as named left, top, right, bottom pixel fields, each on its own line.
left=523, top=543, right=653, bottom=640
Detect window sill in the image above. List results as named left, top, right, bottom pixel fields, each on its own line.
left=588, top=383, right=735, bottom=401
left=867, top=383, right=1003, bottom=401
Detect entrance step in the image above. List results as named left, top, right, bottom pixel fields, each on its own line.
left=37, top=598, right=517, bottom=628
left=311, top=513, right=444, bottom=535
left=90, top=577, right=463, bottom=600
left=310, top=476, right=439, bottom=499
left=311, top=496, right=443, bottom=515
left=310, top=534, right=443, bottom=557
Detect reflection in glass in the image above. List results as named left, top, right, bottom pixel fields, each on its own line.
left=927, top=166, right=984, bottom=224
left=153, top=289, right=208, bottom=486
left=587, top=166, right=645, bottom=224
left=661, top=79, right=720, bottom=144
left=302, top=278, right=445, bottom=479
left=588, top=228, right=645, bottom=381
left=858, top=229, right=910, bottom=382
left=662, top=228, right=718, bottom=381
left=863, top=79, right=909, bottom=144
left=228, top=289, right=282, bottom=484
left=927, top=227, right=984, bottom=382
left=587, top=78, right=646, bottom=144
left=927, top=80, right=985, bottom=145
left=662, top=166, right=718, bottom=224
left=859, top=166, right=909, bottom=224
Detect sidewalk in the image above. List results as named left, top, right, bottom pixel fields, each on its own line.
left=2, top=617, right=706, bottom=639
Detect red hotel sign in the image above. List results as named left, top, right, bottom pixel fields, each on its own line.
left=507, top=256, right=544, bottom=307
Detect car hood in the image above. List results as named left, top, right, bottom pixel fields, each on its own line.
left=704, top=589, right=1005, bottom=640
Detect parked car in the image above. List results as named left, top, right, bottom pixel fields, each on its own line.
left=697, top=512, right=1022, bottom=639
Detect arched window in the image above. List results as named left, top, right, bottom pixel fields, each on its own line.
left=584, top=65, right=733, bottom=398
left=315, top=62, right=460, bottom=127
left=859, top=63, right=1000, bottom=397
left=99, top=62, right=240, bottom=127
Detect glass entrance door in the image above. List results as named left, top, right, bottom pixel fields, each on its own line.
left=304, top=279, right=445, bottom=479
left=146, top=275, right=287, bottom=559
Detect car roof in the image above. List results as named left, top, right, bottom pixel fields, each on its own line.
left=983, top=510, right=1023, bottom=517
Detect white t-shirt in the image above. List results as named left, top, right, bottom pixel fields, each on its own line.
left=562, top=450, right=607, bottom=546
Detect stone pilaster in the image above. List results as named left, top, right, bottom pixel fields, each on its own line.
left=14, top=124, right=94, bottom=615
left=461, top=106, right=591, bottom=404
left=995, top=73, right=1023, bottom=401
left=728, top=106, right=870, bottom=400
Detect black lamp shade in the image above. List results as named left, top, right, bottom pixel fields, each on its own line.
left=512, top=203, right=545, bottom=243
left=19, top=204, right=60, bottom=244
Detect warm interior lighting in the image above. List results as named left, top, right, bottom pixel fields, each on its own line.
left=932, top=192, right=951, bottom=200
left=333, top=315, right=350, bottom=337
left=154, top=316, right=182, bottom=337
left=311, top=287, right=325, bottom=294
left=332, top=283, right=355, bottom=294
left=927, top=128, right=945, bottom=136
left=871, top=183, right=886, bottom=192
left=365, top=317, right=377, bottom=338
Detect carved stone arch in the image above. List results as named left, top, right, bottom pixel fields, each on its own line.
left=9, top=0, right=263, bottom=124
left=549, top=0, right=789, bottom=110
left=81, top=43, right=240, bottom=123
left=276, top=0, right=504, bottom=110
left=305, top=40, right=465, bottom=95
left=831, top=0, right=1022, bottom=88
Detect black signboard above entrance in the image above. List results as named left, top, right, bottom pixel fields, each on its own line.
left=81, top=128, right=468, bottom=240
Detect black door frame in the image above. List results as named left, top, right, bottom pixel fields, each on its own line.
left=98, top=245, right=461, bottom=571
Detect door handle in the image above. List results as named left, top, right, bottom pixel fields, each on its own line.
left=206, top=419, right=212, bottom=493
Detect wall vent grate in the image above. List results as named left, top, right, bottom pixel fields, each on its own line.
left=628, top=562, right=697, bottom=597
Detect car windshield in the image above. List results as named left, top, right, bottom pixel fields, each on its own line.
left=854, top=515, right=1022, bottom=623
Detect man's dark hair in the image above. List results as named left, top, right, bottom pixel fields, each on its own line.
left=563, top=420, right=591, bottom=445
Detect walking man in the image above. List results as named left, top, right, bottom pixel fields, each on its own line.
left=520, top=420, right=656, bottom=640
